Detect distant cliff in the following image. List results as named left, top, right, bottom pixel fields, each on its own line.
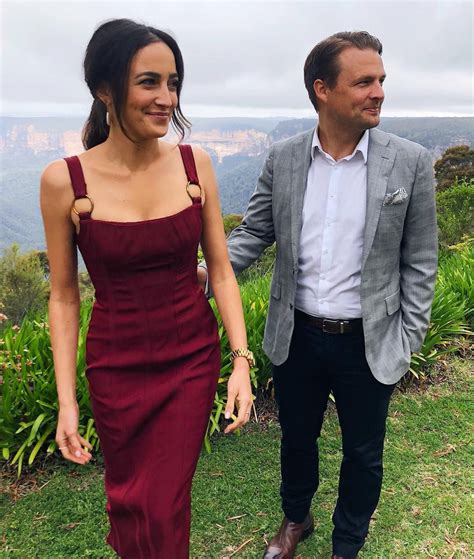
left=1, top=116, right=472, bottom=252
left=270, top=117, right=474, bottom=160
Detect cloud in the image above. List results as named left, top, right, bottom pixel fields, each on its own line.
left=1, top=0, right=472, bottom=116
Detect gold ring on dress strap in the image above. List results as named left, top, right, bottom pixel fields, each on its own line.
left=71, top=195, right=94, bottom=216
left=186, top=181, right=202, bottom=201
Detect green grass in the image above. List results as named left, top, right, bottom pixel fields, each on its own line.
left=1, top=358, right=472, bottom=559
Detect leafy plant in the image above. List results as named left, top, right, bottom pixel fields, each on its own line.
left=436, top=240, right=474, bottom=327
left=436, top=178, right=474, bottom=248
left=0, top=244, right=49, bottom=326
left=434, top=145, right=474, bottom=192
left=0, top=303, right=98, bottom=477
left=409, top=285, right=470, bottom=379
left=2, top=244, right=472, bottom=475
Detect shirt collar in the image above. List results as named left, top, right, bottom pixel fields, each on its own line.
left=311, top=127, right=369, bottom=164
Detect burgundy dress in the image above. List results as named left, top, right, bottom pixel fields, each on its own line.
left=64, top=145, right=221, bottom=558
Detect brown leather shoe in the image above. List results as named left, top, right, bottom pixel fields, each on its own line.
left=263, top=512, right=314, bottom=559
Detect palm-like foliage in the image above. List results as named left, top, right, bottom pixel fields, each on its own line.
left=1, top=245, right=471, bottom=476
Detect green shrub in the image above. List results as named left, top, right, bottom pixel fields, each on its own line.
left=222, top=213, right=243, bottom=236
left=2, top=246, right=471, bottom=475
left=434, top=145, right=474, bottom=192
left=0, top=303, right=97, bottom=477
left=239, top=244, right=276, bottom=284
left=409, top=284, right=470, bottom=379
left=436, top=179, right=474, bottom=248
left=408, top=241, right=472, bottom=380
left=436, top=240, right=474, bottom=327
left=0, top=245, right=49, bottom=326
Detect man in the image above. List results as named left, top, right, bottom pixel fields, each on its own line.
left=199, top=31, right=437, bottom=558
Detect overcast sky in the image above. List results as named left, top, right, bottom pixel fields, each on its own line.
left=1, top=0, right=473, bottom=119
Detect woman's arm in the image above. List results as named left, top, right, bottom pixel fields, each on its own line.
left=194, top=147, right=253, bottom=434
left=40, top=160, right=92, bottom=464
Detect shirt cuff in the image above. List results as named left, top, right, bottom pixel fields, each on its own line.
left=197, top=263, right=209, bottom=296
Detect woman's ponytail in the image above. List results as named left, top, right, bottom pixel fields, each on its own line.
left=82, top=98, right=109, bottom=150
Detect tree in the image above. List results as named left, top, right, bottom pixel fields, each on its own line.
left=31, top=250, right=50, bottom=279
left=436, top=179, right=474, bottom=248
left=0, top=244, right=49, bottom=325
left=434, top=145, right=474, bottom=191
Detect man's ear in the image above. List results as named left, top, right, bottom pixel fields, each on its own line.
left=313, top=79, right=328, bottom=107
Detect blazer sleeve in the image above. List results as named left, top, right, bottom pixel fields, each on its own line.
left=201, top=145, right=276, bottom=298
left=225, top=144, right=276, bottom=275
left=400, top=147, right=438, bottom=352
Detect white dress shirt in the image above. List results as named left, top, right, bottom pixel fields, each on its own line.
left=294, top=128, right=369, bottom=319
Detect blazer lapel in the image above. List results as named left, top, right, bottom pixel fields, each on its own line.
left=290, top=129, right=314, bottom=266
left=362, top=129, right=396, bottom=270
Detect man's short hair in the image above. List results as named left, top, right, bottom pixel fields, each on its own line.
left=304, top=31, right=383, bottom=111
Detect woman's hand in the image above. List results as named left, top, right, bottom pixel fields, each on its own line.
left=224, top=358, right=253, bottom=434
left=56, top=402, right=93, bottom=464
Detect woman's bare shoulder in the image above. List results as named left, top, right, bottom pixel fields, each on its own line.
left=40, top=159, right=72, bottom=194
left=187, top=144, right=211, bottom=164
left=183, top=144, right=213, bottom=181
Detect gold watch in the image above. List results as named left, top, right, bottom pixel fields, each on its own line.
left=230, top=348, right=255, bottom=368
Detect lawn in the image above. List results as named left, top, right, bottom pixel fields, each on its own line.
left=1, top=358, right=471, bottom=559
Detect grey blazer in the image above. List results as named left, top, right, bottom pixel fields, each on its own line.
left=223, top=127, right=438, bottom=385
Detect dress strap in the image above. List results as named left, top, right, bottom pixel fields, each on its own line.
left=178, top=144, right=202, bottom=203
left=64, top=155, right=93, bottom=219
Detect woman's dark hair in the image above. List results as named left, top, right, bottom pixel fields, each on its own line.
left=82, top=18, right=191, bottom=149
left=304, top=31, right=383, bottom=112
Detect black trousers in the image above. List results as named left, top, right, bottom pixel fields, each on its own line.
left=272, top=312, right=396, bottom=559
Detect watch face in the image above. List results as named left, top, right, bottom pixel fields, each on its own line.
left=249, top=352, right=255, bottom=367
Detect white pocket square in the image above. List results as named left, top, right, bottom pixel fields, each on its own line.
left=383, top=187, right=408, bottom=206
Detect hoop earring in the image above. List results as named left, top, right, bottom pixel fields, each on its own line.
left=106, top=112, right=110, bottom=126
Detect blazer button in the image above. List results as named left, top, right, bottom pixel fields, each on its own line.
left=290, top=303, right=294, bottom=310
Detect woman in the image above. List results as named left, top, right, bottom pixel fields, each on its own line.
left=40, top=18, right=253, bottom=558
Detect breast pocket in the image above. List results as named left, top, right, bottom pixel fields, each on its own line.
left=380, top=202, right=408, bottom=219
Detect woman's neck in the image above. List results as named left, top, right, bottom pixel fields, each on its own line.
left=100, top=127, right=163, bottom=171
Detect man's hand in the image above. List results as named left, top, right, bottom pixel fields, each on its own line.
left=197, top=265, right=207, bottom=291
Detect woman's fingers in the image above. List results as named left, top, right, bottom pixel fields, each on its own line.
left=78, top=435, right=93, bottom=451
left=224, top=399, right=252, bottom=434
left=57, top=433, right=92, bottom=464
left=225, top=368, right=254, bottom=434
left=224, top=391, right=236, bottom=421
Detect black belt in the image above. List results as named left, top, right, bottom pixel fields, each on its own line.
left=295, top=309, right=363, bottom=334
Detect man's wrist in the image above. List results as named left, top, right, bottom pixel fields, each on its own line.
left=197, top=263, right=209, bottom=294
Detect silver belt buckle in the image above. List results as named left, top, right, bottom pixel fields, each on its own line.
left=322, top=318, right=343, bottom=333
left=323, top=318, right=350, bottom=333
